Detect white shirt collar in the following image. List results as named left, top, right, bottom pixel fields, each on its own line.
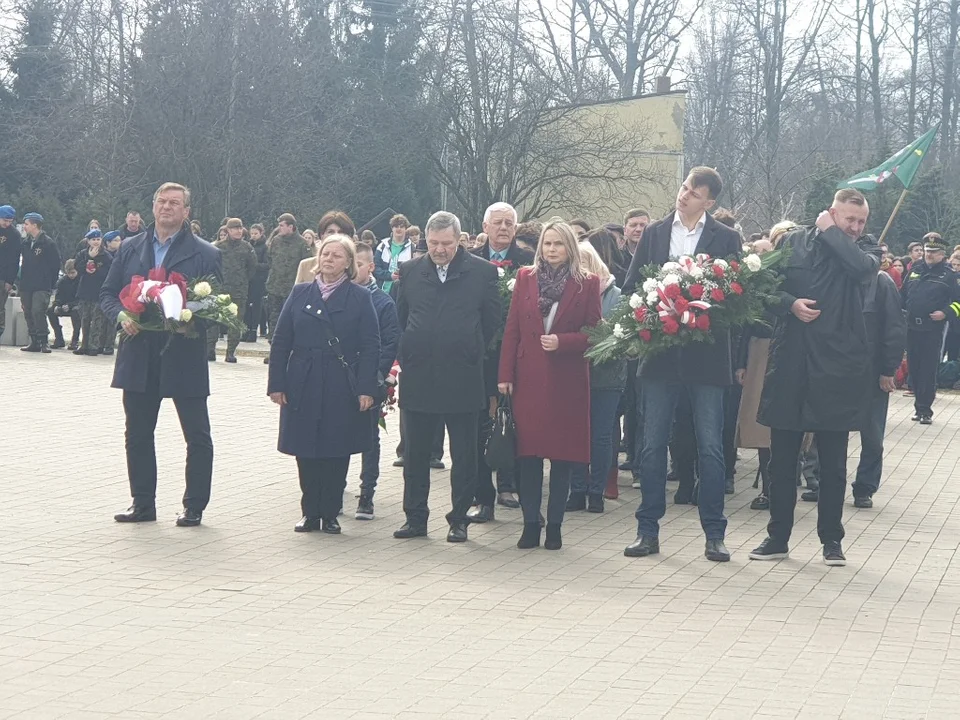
left=673, top=213, right=706, bottom=231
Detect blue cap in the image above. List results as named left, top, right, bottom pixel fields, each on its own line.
left=85, top=229, right=102, bottom=239
left=0, top=205, right=14, bottom=220
left=22, top=212, right=43, bottom=223
left=103, top=231, right=121, bottom=242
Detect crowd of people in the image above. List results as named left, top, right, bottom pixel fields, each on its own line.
left=2, top=169, right=958, bottom=565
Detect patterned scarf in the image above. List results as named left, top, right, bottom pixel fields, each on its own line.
left=316, top=272, right=348, bottom=300
left=536, top=260, right=570, bottom=316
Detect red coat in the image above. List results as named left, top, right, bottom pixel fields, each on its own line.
left=498, top=268, right=603, bottom=463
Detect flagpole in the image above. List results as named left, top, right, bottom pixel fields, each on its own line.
left=878, top=189, right=909, bottom=245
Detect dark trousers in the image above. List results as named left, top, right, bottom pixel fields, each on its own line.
left=359, top=405, right=382, bottom=495
left=475, top=409, right=516, bottom=505
left=723, top=384, right=741, bottom=480
left=517, top=457, right=573, bottom=525
left=296, top=456, right=350, bottom=519
left=47, top=307, right=80, bottom=344
left=245, top=290, right=265, bottom=337
left=945, top=329, right=960, bottom=362
left=20, top=289, right=51, bottom=344
left=396, top=408, right=444, bottom=460
left=571, top=388, right=622, bottom=496
left=621, top=360, right=639, bottom=460
left=80, top=299, right=108, bottom=350
left=122, top=391, right=213, bottom=511
left=768, top=429, right=848, bottom=545
left=853, top=388, right=890, bottom=497
left=401, top=410, right=477, bottom=526
left=757, top=447, right=771, bottom=496
left=907, top=329, right=942, bottom=417
left=670, top=393, right=697, bottom=493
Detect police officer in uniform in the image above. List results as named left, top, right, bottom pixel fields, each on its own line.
left=901, top=232, right=960, bottom=424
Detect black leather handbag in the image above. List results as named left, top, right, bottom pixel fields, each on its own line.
left=485, top=395, right=517, bottom=471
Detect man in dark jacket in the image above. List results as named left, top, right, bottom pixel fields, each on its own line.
left=116, top=210, right=144, bottom=240
left=851, top=239, right=906, bottom=508
left=353, top=242, right=400, bottom=521
left=0, top=204, right=22, bottom=344
left=900, top=232, right=960, bottom=424
left=19, top=213, right=62, bottom=353
left=467, top=201, right=533, bottom=520
left=47, top=258, right=81, bottom=349
left=621, top=168, right=741, bottom=563
left=244, top=223, right=269, bottom=342
left=393, top=211, right=501, bottom=543
left=750, top=189, right=878, bottom=567
left=100, top=182, right=222, bottom=528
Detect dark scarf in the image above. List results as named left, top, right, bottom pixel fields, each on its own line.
left=536, top=260, right=570, bottom=316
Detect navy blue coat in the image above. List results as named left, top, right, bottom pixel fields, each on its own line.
left=100, top=222, right=222, bottom=398
left=367, top=282, right=400, bottom=379
left=267, top=280, right=381, bottom=458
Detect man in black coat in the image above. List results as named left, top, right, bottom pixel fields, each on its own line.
left=620, top=168, right=741, bottom=563
left=244, top=223, right=270, bottom=342
left=750, top=189, right=878, bottom=567
left=100, top=182, right=223, bottom=528
left=18, top=213, right=62, bottom=353
left=850, top=238, right=906, bottom=508
left=467, top=201, right=533, bottom=520
left=393, top=211, right=501, bottom=543
left=0, top=204, right=22, bottom=344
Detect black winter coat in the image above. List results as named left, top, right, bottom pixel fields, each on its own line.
left=0, top=224, right=22, bottom=286
left=75, top=249, right=112, bottom=302
left=100, top=223, right=222, bottom=398
left=758, top=226, right=879, bottom=432
left=249, top=237, right=270, bottom=296
left=622, top=212, right=742, bottom=386
left=397, top=248, right=501, bottom=414
left=19, top=232, right=61, bottom=292
left=864, top=271, right=906, bottom=380
left=368, top=283, right=400, bottom=380
left=52, top=273, right=80, bottom=310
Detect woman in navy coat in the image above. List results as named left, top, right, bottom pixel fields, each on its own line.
left=267, top=235, right=381, bottom=534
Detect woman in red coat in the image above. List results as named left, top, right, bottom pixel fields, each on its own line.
left=498, top=219, right=602, bottom=550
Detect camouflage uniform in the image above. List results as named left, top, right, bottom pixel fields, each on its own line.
left=207, top=237, right=257, bottom=356
left=265, top=233, right=311, bottom=340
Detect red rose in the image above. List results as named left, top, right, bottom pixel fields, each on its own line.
left=730, top=260, right=740, bottom=272
left=86, top=260, right=96, bottom=273
left=712, top=265, right=726, bottom=278
left=639, top=329, right=652, bottom=342
left=664, top=283, right=682, bottom=300
left=730, top=282, right=743, bottom=295
left=689, top=283, right=704, bottom=299
left=634, top=307, right=647, bottom=322
left=710, top=288, right=725, bottom=302
left=696, top=314, right=711, bottom=331
left=674, top=297, right=689, bottom=314
left=662, top=317, right=680, bottom=335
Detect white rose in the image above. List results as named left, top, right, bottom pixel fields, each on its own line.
left=179, top=308, right=193, bottom=322
left=744, top=253, right=762, bottom=272
left=613, top=323, right=626, bottom=339
left=506, top=278, right=516, bottom=291
left=227, top=303, right=238, bottom=316
left=662, top=261, right=681, bottom=272
left=713, top=259, right=728, bottom=269
left=689, top=265, right=704, bottom=279
left=628, top=293, right=643, bottom=309
left=646, top=290, right=659, bottom=305
left=641, top=278, right=658, bottom=293
left=662, top=273, right=680, bottom=286
left=497, top=266, right=505, bottom=277
left=193, top=281, right=212, bottom=298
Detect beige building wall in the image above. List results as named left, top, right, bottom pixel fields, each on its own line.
left=519, top=91, right=685, bottom=226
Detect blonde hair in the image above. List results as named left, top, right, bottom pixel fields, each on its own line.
left=578, top=241, right=610, bottom=285
left=769, top=220, right=799, bottom=248
left=534, top=218, right=586, bottom=280
left=314, top=234, right=358, bottom=280
left=153, top=182, right=191, bottom=207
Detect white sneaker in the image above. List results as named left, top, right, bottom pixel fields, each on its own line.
left=631, top=478, right=642, bottom=489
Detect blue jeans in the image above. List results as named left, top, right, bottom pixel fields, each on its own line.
left=359, top=404, right=382, bottom=495
left=571, top=388, right=623, bottom=496
left=635, top=381, right=727, bottom=540
left=852, top=388, right=889, bottom=497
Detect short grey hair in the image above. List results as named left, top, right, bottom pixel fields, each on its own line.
left=425, top=211, right=461, bottom=238
left=483, top=202, right=517, bottom=224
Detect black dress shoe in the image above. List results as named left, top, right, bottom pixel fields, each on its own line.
left=114, top=505, right=157, bottom=523
left=73, top=347, right=86, bottom=355
left=618, top=460, right=634, bottom=471
left=40, top=343, right=52, bottom=353
left=586, top=494, right=604, bottom=513
left=50, top=339, right=65, bottom=349
left=447, top=522, right=468, bottom=543
left=517, top=522, right=541, bottom=549
left=21, top=342, right=41, bottom=352
left=392, top=457, right=404, bottom=467
left=853, top=494, right=873, bottom=508
left=393, top=523, right=427, bottom=539
left=175, top=508, right=202, bottom=527
left=101, top=348, right=114, bottom=356
left=750, top=494, right=770, bottom=510
left=911, top=413, right=921, bottom=421
left=565, top=492, right=586, bottom=512
left=496, top=492, right=520, bottom=508
left=920, top=415, right=933, bottom=425
left=322, top=517, right=341, bottom=534
left=295, top=516, right=321, bottom=532
left=544, top=523, right=562, bottom=550
left=85, top=348, right=100, bottom=356
left=263, top=356, right=270, bottom=364
left=224, top=354, right=237, bottom=363
left=624, top=535, right=660, bottom=557
left=705, top=539, right=731, bottom=562
left=467, top=504, right=494, bottom=523
left=430, top=458, right=446, bottom=470
left=801, top=489, right=819, bottom=502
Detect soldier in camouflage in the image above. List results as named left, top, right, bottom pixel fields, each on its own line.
left=263, top=212, right=311, bottom=364
left=208, top=218, right=257, bottom=363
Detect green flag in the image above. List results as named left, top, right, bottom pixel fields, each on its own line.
left=837, top=123, right=940, bottom=191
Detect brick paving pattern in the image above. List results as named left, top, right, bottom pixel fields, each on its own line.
left=1, top=349, right=959, bottom=719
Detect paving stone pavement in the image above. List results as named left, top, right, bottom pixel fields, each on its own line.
left=2, top=348, right=960, bottom=720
